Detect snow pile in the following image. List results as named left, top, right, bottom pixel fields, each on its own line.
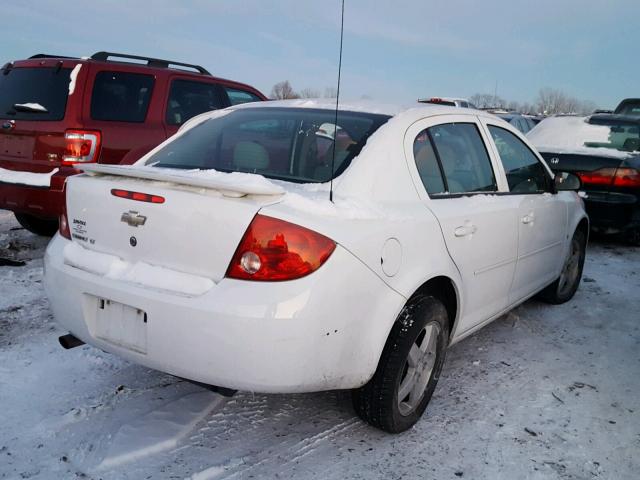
left=231, top=98, right=406, bottom=116
left=147, top=166, right=284, bottom=194
left=63, top=241, right=214, bottom=296
left=95, top=391, right=224, bottom=471
left=527, top=116, right=635, bottom=159
left=280, top=191, right=386, bottom=219
left=68, top=64, right=82, bottom=95
left=0, top=167, right=58, bottom=187
left=80, top=163, right=285, bottom=196
left=269, top=180, right=387, bottom=219
left=13, top=102, right=48, bottom=112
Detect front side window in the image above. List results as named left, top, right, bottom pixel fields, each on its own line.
left=413, top=123, right=497, bottom=196
left=224, top=87, right=262, bottom=106
left=488, top=125, right=550, bottom=193
left=166, top=80, right=226, bottom=126
left=145, top=107, right=390, bottom=183
left=91, top=71, right=154, bottom=122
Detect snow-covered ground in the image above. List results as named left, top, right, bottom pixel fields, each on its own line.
left=1, top=208, right=638, bottom=479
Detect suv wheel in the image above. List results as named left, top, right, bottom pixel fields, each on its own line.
left=14, top=213, right=58, bottom=237
left=352, top=294, right=449, bottom=433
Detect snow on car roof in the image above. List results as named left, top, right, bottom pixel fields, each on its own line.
left=228, top=98, right=463, bottom=117
left=528, top=115, right=636, bottom=159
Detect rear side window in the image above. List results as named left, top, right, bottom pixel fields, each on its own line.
left=224, top=87, right=262, bottom=106
left=166, top=80, right=226, bottom=126
left=488, top=125, right=550, bottom=193
left=0, top=67, right=71, bottom=121
left=413, top=123, right=497, bottom=195
left=91, top=71, right=154, bottom=122
left=145, top=107, right=390, bottom=183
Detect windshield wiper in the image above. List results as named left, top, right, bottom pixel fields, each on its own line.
left=12, top=103, right=48, bottom=113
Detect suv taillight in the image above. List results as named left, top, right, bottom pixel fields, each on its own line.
left=226, top=214, right=336, bottom=281
left=59, top=187, right=71, bottom=239
left=63, top=129, right=101, bottom=165
left=577, top=167, right=640, bottom=188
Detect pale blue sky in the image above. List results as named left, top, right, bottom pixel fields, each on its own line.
left=3, top=0, right=637, bottom=108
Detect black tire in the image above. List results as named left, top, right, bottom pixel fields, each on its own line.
left=539, top=228, right=586, bottom=304
left=14, top=213, right=58, bottom=237
left=352, top=295, right=449, bottom=433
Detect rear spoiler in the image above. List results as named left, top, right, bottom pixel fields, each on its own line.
left=78, top=164, right=285, bottom=196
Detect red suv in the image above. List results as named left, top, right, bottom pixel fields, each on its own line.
left=0, top=51, right=266, bottom=235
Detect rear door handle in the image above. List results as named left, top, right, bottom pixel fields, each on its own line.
left=522, top=213, right=535, bottom=224
left=454, top=223, right=477, bottom=237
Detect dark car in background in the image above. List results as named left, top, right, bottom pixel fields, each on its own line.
left=528, top=114, right=640, bottom=243
left=0, top=52, right=266, bottom=235
left=486, top=109, right=537, bottom=134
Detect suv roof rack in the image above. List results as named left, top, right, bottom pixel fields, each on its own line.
left=29, top=54, right=79, bottom=60
left=90, top=51, right=211, bottom=75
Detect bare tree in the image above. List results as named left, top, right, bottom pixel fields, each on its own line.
left=270, top=81, right=299, bottom=100
left=536, top=87, right=575, bottom=115
left=323, top=86, right=338, bottom=98
left=469, top=93, right=506, bottom=109
left=299, top=88, right=320, bottom=98
left=507, top=100, right=521, bottom=112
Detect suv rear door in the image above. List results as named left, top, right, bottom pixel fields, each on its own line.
left=81, top=64, right=166, bottom=165
left=404, top=114, right=519, bottom=335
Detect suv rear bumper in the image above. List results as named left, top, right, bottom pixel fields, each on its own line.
left=44, top=235, right=405, bottom=393
left=0, top=169, right=74, bottom=219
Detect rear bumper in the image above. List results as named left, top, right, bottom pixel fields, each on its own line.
left=0, top=169, right=75, bottom=219
left=583, top=191, right=639, bottom=232
left=44, top=235, right=405, bottom=393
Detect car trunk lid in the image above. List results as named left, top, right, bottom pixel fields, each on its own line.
left=538, top=151, right=627, bottom=193
left=65, top=168, right=284, bottom=283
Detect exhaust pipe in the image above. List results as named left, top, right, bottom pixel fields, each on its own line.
left=180, top=378, right=237, bottom=397
left=59, top=334, right=85, bottom=350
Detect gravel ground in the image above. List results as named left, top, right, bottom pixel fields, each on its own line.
left=0, top=208, right=638, bottom=480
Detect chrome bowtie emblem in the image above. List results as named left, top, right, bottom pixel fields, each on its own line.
left=121, top=211, right=147, bottom=227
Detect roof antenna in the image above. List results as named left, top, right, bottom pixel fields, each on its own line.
left=329, top=0, right=345, bottom=203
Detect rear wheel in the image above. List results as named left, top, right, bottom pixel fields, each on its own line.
left=14, top=213, right=58, bottom=237
left=352, top=295, right=449, bottom=433
left=539, top=228, right=586, bottom=304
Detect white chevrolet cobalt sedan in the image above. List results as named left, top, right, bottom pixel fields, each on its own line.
left=44, top=100, right=588, bottom=433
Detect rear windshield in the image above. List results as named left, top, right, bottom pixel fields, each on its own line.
left=0, top=67, right=72, bottom=121
left=585, top=122, right=640, bottom=152
left=615, top=101, right=640, bottom=117
left=528, top=116, right=640, bottom=154
left=145, top=107, right=390, bottom=183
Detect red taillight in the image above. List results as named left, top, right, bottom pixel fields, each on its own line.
left=111, top=189, right=165, bottom=204
left=577, top=167, right=640, bottom=188
left=612, top=167, right=640, bottom=187
left=59, top=188, right=71, bottom=239
left=63, top=129, right=101, bottom=165
left=226, top=214, right=336, bottom=281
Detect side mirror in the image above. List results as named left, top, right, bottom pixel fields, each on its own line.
left=554, top=172, right=581, bottom=191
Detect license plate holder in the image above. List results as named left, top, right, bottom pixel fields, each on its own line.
left=93, top=297, right=148, bottom=354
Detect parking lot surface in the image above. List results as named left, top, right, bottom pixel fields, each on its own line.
left=0, top=209, right=638, bottom=479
